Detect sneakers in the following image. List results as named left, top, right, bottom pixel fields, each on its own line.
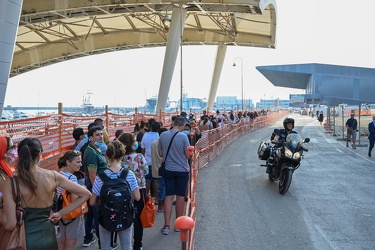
left=174, top=228, right=180, bottom=232
left=83, top=237, right=96, bottom=247
left=111, top=243, right=119, bottom=250
left=161, top=226, right=170, bottom=235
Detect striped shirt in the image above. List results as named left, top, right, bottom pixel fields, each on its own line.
left=92, top=169, right=139, bottom=196
left=56, top=171, right=77, bottom=195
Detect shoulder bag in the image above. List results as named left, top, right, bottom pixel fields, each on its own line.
left=347, top=127, right=353, bottom=135
left=158, top=131, right=179, bottom=177
left=0, top=176, right=27, bottom=250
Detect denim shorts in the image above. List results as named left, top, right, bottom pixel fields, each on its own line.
left=164, top=170, right=189, bottom=197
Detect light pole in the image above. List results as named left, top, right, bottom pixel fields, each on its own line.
left=179, top=4, right=183, bottom=113
left=233, top=57, right=244, bottom=111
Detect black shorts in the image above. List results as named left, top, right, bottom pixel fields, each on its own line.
left=164, top=170, right=189, bottom=197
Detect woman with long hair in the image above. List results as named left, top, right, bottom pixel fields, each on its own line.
left=1, top=137, right=91, bottom=249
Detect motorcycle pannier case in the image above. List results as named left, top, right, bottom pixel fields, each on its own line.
left=257, top=141, right=270, bottom=160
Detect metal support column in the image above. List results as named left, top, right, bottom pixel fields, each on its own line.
left=156, top=5, right=187, bottom=113
left=206, top=44, right=227, bottom=113
left=0, top=0, right=23, bottom=117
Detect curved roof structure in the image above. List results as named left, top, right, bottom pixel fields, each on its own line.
left=256, top=63, right=375, bottom=106
left=11, top=0, right=276, bottom=77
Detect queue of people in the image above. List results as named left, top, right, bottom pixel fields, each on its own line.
left=0, top=110, right=260, bottom=249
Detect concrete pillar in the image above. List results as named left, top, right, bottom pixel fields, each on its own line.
left=0, top=0, right=23, bottom=117
left=206, top=44, right=227, bottom=113
left=156, top=5, right=187, bottom=113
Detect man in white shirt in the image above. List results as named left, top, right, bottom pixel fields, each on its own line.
left=216, top=110, right=225, bottom=127
left=141, top=121, right=161, bottom=197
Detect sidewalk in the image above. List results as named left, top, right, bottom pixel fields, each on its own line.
left=74, top=204, right=183, bottom=249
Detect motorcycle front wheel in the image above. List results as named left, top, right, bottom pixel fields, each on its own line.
left=279, top=168, right=293, bottom=195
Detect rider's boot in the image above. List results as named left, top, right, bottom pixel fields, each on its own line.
left=266, top=165, right=272, bottom=173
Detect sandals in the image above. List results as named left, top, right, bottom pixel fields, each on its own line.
left=161, top=225, right=170, bottom=235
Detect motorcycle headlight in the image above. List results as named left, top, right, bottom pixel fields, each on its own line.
left=284, top=149, right=293, bottom=158
left=293, top=152, right=301, bottom=160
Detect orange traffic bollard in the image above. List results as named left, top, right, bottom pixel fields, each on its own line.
left=174, top=216, right=195, bottom=244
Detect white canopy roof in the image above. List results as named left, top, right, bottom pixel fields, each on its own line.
left=11, top=0, right=276, bottom=76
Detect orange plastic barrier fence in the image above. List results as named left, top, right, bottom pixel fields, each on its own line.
left=0, top=112, right=176, bottom=170
left=184, top=110, right=288, bottom=250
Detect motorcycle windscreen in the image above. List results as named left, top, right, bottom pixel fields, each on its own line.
left=285, top=134, right=303, bottom=150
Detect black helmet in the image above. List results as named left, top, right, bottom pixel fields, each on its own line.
left=283, top=117, right=295, bottom=130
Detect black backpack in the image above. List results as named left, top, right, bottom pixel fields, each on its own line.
left=98, top=169, right=135, bottom=232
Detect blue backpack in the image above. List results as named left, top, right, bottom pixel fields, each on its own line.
left=98, top=169, right=135, bottom=232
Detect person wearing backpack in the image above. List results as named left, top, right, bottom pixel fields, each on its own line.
left=90, top=140, right=140, bottom=250
left=57, top=150, right=87, bottom=250
left=119, top=133, right=148, bottom=250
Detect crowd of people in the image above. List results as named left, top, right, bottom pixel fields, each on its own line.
left=2, top=108, right=372, bottom=249
left=0, top=109, right=260, bottom=250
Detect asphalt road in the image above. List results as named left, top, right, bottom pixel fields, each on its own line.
left=194, top=114, right=375, bottom=250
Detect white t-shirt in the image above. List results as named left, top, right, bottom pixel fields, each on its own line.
left=141, top=131, right=159, bottom=166
left=216, top=114, right=225, bottom=127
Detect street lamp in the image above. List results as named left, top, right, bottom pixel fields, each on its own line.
left=233, top=57, right=244, bottom=111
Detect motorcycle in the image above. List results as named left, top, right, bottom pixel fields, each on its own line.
left=257, top=129, right=310, bottom=195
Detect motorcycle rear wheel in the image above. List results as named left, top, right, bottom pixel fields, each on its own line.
left=279, top=168, right=293, bottom=195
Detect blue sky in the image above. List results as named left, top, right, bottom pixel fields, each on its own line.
left=5, top=0, right=375, bottom=108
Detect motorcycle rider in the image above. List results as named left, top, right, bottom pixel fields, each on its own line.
left=272, top=117, right=298, bottom=142
left=267, top=117, right=298, bottom=173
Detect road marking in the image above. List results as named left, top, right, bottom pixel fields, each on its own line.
left=310, top=138, right=318, bottom=144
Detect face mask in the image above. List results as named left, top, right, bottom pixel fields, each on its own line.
left=94, top=141, right=105, bottom=147
left=133, top=141, right=139, bottom=151
left=182, top=130, right=190, bottom=135
left=5, top=149, right=18, bottom=162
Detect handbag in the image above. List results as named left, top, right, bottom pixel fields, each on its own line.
left=0, top=176, right=27, bottom=250
left=55, top=174, right=88, bottom=225
left=60, top=189, right=88, bottom=220
left=140, top=195, right=156, bottom=228
left=158, top=161, right=166, bottom=178
left=347, top=127, right=353, bottom=135
left=158, top=131, right=179, bottom=177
